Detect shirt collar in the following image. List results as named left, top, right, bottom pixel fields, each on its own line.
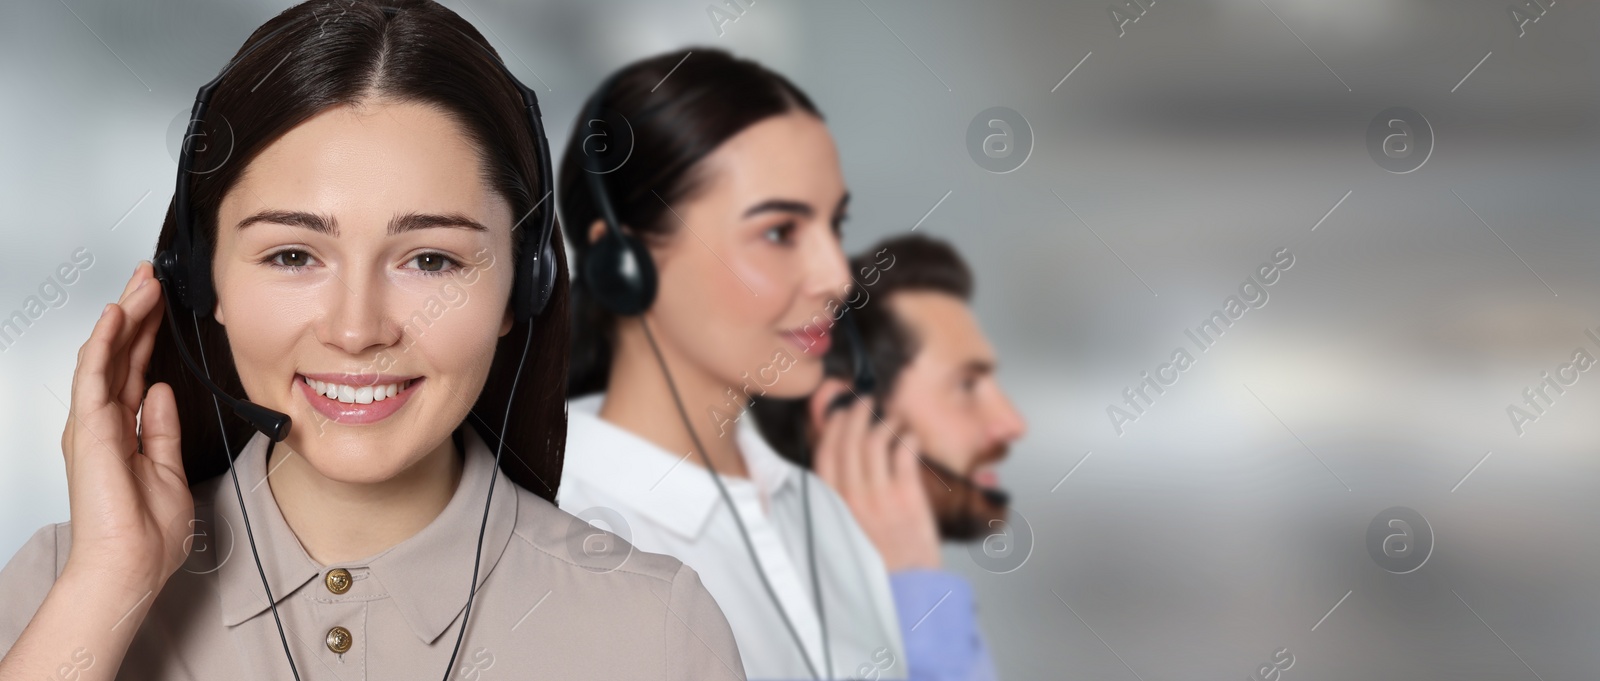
left=561, top=393, right=803, bottom=541
left=211, top=424, right=518, bottom=644
left=736, top=403, right=801, bottom=496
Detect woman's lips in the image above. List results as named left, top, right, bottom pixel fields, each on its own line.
left=784, top=327, right=832, bottom=356
left=296, top=374, right=423, bottom=425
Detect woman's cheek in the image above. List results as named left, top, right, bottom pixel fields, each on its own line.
left=224, top=282, right=309, bottom=363
left=409, top=292, right=505, bottom=377
left=732, top=247, right=788, bottom=299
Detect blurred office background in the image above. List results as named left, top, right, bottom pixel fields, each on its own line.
left=2, top=0, right=1597, bottom=678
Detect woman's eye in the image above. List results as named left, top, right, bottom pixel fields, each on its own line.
left=266, top=249, right=316, bottom=269
left=763, top=222, right=796, bottom=244
left=408, top=252, right=462, bottom=275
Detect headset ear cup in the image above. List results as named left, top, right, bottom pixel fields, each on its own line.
left=582, top=229, right=657, bottom=317
left=189, top=251, right=217, bottom=317
left=153, top=248, right=213, bottom=315
left=532, top=238, right=557, bottom=318
left=152, top=250, right=185, bottom=304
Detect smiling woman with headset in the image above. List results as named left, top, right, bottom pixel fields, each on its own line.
left=556, top=49, right=909, bottom=680
left=0, top=3, right=742, bottom=680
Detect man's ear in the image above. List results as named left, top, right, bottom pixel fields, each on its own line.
left=807, top=377, right=854, bottom=434
left=588, top=219, right=645, bottom=245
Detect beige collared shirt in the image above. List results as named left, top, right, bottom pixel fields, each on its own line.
left=0, top=425, right=745, bottom=681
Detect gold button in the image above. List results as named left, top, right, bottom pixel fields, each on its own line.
left=325, top=626, right=352, bottom=654
left=324, top=568, right=352, bottom=595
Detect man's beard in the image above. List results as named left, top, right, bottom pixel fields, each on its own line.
left=928, top=444, right=1010, bottom=542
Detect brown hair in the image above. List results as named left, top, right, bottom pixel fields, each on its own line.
left=147, top=0, right=569, bottom=502
left=558, top=47, right=821, bottom=397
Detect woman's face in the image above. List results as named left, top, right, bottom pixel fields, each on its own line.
left=639, top=111, right=851, bottom=401
left=212, top=99, right=516, bottom=484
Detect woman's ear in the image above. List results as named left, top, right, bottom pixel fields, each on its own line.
left=213, top=300, right=226, bottom=326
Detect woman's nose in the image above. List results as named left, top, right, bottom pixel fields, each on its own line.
left=317, top=273, right=401, bottom=355
left=802, top=224, right=853, bottom=300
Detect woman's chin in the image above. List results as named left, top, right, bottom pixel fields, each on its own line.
left=310, top=451, right=418, bottom=485
left=759, top=360, right=825, bottom=400
left=285, top=433, right=424, bottom=486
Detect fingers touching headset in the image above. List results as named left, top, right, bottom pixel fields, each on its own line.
left=62, top=260, right=193, bottom=597
left=812, top=398, right=940, bottom=571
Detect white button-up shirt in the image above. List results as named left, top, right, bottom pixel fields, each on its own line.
left=558, top=393, right=907, bottom=680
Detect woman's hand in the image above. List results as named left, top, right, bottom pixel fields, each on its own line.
left=59, top=260, right=192, bottom=595
left=812, top=397, right=941, bottom=572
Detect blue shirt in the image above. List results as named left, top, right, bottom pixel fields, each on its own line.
left=889, top=569, right=998, bottom=681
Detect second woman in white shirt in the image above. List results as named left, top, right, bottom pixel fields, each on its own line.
left=554, top=49, right=910, bottom=680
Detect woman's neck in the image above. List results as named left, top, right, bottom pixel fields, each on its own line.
left=266, top=434, right=463, bottom=565
left=600, top=317, right=750, bottom=479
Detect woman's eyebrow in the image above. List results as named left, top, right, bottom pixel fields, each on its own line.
left=741, top=193, right=851, bottom=220
left=742, top=199, right=813, bottom=219
left=387, top=211, right=488, bottom=235
left=234, top=210, right=488, bottom=235
left=236, top=209, right=337, bottom=234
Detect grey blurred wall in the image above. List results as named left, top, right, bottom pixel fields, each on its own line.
left=2, top=1, right=1596, bottom=678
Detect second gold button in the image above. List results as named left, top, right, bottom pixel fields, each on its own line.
left=325, top=568, right=352, bottom=595
left=326, top=626, right=352, bottom=654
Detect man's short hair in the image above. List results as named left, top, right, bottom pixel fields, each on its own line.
left=829, top=234, right=972, bottom=401
left=752, top=233, right=974, bottom=465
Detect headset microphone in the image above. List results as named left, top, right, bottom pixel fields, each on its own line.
left=152, top=11, right=298, bottom=443
left=825, top=305, right=1010, bottom=508
left=152, top=256, right=292, bottom=442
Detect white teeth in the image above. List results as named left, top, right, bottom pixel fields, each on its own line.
left=301, top=376, right=410, bottom=404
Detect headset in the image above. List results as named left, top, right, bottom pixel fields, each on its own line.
left=149, top=7, right=556, bottom=681
left=826, top=307, right=1010, bottom=509
left=576, top=76, right=834, bottom=680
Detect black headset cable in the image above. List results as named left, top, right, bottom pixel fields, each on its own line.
left=637, top=317, right=829, bottom=680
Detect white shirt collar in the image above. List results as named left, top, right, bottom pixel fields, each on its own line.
left=562, top=393, right=802, bottom=540
left=735, top=401, right=800, bottom=498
